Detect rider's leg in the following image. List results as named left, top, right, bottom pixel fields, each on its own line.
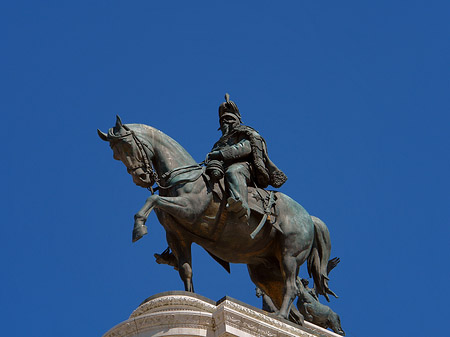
left=225, top=163, right=251, bottom=219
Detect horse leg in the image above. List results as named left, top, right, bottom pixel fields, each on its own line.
left=247, top=262, right=283, bottom=315
left=133, top=194, right=194, bottom=242
left=167, top=231, right=194, bottom=292
left=304, top=305, right=314, bottom=322
left=262, top=293, right=278, bottom=313
left=275, top=195, right=315, bottom=322
left=278, top=254, right=299, bottom=319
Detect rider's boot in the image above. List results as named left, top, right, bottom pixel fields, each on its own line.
left=227, top=196, right=250, bottom=221
left=225, top=164, right=251, bottom=222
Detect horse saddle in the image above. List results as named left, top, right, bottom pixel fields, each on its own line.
left=248, top=187, right=277, bottom=217
left=207, top=175, right=280, bottom=228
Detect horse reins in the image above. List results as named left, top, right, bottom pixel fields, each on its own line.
left=121, top=125, right=204, bottom=194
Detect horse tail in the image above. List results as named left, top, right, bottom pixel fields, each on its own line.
left=307, top=216, right=338, bottom=301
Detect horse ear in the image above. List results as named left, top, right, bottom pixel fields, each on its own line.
left=116, top=115, right=123, bottom=127
left=97, top=129, right=108, bottom=141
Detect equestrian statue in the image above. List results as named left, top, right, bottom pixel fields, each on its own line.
left=97, top=94, right=340, bottom=325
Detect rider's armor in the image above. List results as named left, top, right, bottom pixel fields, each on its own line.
left=207, top=94, right=287, bottom=220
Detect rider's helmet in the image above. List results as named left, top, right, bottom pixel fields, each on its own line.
left=218, top=93, right=241, bottom=123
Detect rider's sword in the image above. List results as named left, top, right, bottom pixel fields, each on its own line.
left=250, top=191, right=275, bottom=239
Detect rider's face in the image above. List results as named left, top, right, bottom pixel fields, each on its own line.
left=220, top=116, right=239, bottom=135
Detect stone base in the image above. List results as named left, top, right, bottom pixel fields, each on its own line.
left=104, top=291, right=342, bottom=337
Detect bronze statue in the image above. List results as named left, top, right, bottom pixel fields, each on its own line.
left=256, top=257, right=344, bottom=334
left=255, top=286, right=305, bottom=325
left=296, top=277, right=345, bottom=335
left=98, top=96, right=339, bottom=323
left=206, top=94, right=287, bottom=221
left=296, top=257, right=345, bottom=335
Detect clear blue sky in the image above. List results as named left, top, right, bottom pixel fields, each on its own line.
left=2, top=1, right=449, bottom=336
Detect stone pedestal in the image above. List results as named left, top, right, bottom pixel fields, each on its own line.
left=103, top=291, right=342, bottom=337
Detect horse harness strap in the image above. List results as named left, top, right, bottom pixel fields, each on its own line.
left=161, top=164, right=203, bottom=181
left=154, top=165, right=204, bottom=192
left=122, top=126, right=204, bottom=194
left=250, top=191, right=276, bottom=239
left=119, top=124, right=154, bottom=175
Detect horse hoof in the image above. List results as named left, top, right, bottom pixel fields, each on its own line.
left=154, top=253, right=163, bottom=264
left=275, top=312, right=288, bottom=321
left=132, top=225, right=148, bottom=242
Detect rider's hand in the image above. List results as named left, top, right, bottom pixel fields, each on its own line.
left=207, top=151, right=223, bottom=161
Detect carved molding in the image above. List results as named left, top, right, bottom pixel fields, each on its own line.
left=104, top=293, right=342, bottom=337
left=304, top=321, right=343, bottom=337
left=215, top=302, right=312, bottom=337
left=218, top=300, right=308, bottom=336
left=129, top=294, right=216, bottom=318
left=103, top=321, right=137, bottom=337
left=104, top=311, right=214, bottom=337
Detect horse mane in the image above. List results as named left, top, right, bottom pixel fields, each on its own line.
left=125, top=123, right=197, bottom=165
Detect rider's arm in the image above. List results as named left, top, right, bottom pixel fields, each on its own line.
left=220, top=139, right=252, bottom=161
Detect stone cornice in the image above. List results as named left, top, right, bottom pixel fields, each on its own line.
left=104, top=292, right=344, bottom=337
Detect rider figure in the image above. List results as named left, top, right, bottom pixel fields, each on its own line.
left=207, top=93, right=288, bottom=221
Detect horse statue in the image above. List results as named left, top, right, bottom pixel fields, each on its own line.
left=98, top=116, right=338, bottom=323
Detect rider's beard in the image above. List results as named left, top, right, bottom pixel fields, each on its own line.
left=221, top=123, right=230, bottom=136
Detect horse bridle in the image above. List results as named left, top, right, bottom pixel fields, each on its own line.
left=113, top=125, right=203, bottom=194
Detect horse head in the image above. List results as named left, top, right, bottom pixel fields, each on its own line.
left=98, top=116, right=155, bottom=188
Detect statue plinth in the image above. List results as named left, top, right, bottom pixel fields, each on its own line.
left=103, top=291, right=343, bottom=337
